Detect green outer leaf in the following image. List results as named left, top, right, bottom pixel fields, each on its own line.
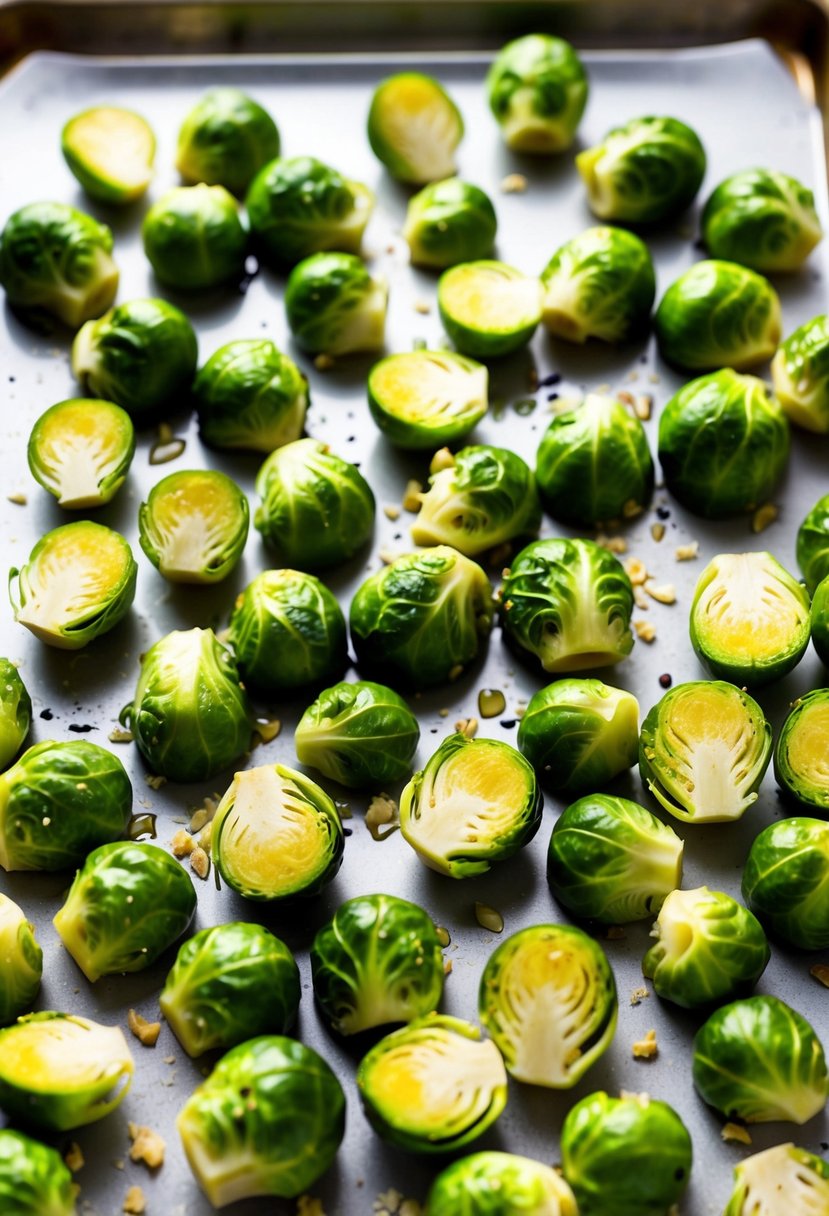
left=0, top=1127, right=77, bottom=1215
left=425, top=1151, right=578, bottom=1216
left=194, top=338, right=308, bottom=452
left=540, top=225, right=655, bottom=343
left=176, top=87, right=280, bottom=195
left=702, top=168, right=822, bottom=272
left=774, top=689, right=829, bottom=812
left=773, top=314, right=829, bottom=433
left=723, top=1143, right=829, bottom=1216
left=0, top=894, right=42, bottom=1025
left=742, top=816, right=829, bottom=951
left=796, top=490, right=829, bottom=592
left=142, top=183, right=247, bottom=290
left=0, top=658, right=31, bottom=770
left=295, top=680, right=419, bottom=789
left=486, top=33, right=588, bottom=154
left=403, top=178, right=497, bottom=269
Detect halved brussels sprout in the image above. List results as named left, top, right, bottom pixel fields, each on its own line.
left=160, top=922, right=300, bottom=1056
left=142, top=183, right=247, bottom=290
left=138, top=469, right=249, bottom=584
left=177, top=87, right=280, bottom=195
left=812, top=576, right=829, bottom=666
left=689, top=552, right=810, bottom=686
left=723, top=1143, right=829, bottom=1216
left=540, top=226, right=655, bottom=344
left=177, top=1035, right=345, bottom=1205
left=295, top=680, right=419, bottom=789
left=9, top=521, right=137, bottom=650
left=311, top=893, right=444, bottom=1035
left=0, top=658, right=31, bottom=770
left=61, top=105, right=155, bottom=204
left=0, top=202, right=118, bottom=329
left=547, top=793, right=683, bottom=923
left=28, top=397, right=135, bottom=509
left=285, top=251, right=387, bottom=356
left=702, top=168, right=822, bottom=272
left=350, top=546, right=493, bottom=689
left=775, top=690, right=829, bottom=812
left=479, top=924, right=616, bottom=1087
left=438, top=260, right=542, bottom=358
left=0, top=1012, right=133, bottom=1131
left=400, top=733, right=542, bottom=878
left=742, top=817, right=829, bottom=951
left=194, top=338, right=308, bottom=453
left=692, top=995, right=829, bottom=1123
left=797, top=493, right=829, bottom=592
left=487, top=33, right=587, bottom=153
left=639, top=680, right=772, bottom=824
left=772, top=314, right=829, bottom=433
left=403, top=179, right=497, bottom=270
left=367, top=350, right=488, bottom=449
left=535, top=392, right=654, bottom=527
left=368, top=73, right=463, bottom=184
left=426, top=1152, right=578, bottom=1216
left=212, top=763, right=344, bottom=901
left=577, top=116, right=706, bottom=223
left=0, top=894, right=42, bottom=1024
left=654, top=260, right=782, bottom=373
left=500, top=538, right=634, bottom=673
left=357, top=1014, right=506, bottom=1152
left=0, top=1127, right=77, bottom=1216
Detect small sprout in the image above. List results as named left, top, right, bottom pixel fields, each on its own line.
left=0, top=660, right=31, bottom=772
left=474, top=902, right=504, bottom=933
left=285, top=251, right=387, bottom=356
left=772, top=314, right=829, bottom=433
left=123, top=1186, right=146, bottom=1214
left=632, top=1029, right=658, bottom=1060
left=487, top=34, right=588, bottom=153
left=751, top=503, right=779, bottom=533
left=127, top=1009, right=161, bottom=1048
left=743, top=818, right=829, bottom=951
left=404, top=179, right=497, bottom=270
left=368, top=73, right=463, bottom=184
left=721, top=1122, right=752, bottom=1145
left=368, top=350, right=488, bottom=450
left=427, top=1154, right=576, bottom=1212
left=438, top=260, right=541, bottom=358
left=675, top=542, right=699, bottom=561
left=28, top=397, right=135, bottom=510
left=0, top=894, right=42, bottom=1024
left=62, top=106, right=155, bottom=204
left=177, top=88, right=279, bottom=195
left=643, top=580, right=676, bottom=605
left=500, top=173, right=528, bottom=193
left=702, top=168, right=822, bottom=272
left=194, top=339, right=308, bottom=453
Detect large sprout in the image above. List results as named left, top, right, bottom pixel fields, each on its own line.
left=540, top=226, right=655, bottom=344
left=796, top=493, right=829, bottom=592
left=772, top=314, right=829, bottom=433
left=138, top=469, right=249, bottom=584
left=742, top=817, right=829, bottom=951
left=438, top=260, right=542, bottom=358
left=775, top=691, right=829, bottom=814
left=0, top=893, right=42, bottom=1024
left=486, top=34, right=588, bottom=153
left=285, top=251, right=387, bottom=356
left=425, top=1152, right=578, bottom=1216
left=403, top=179, right=497, bottom=269
left=27, top=397, right=135, bottom=510
left=61, top=105, right=155, bottom=204
left=368, top=73, right=463, bottom=184
left=177, top=87, right=280, bottom=195
left=723, top=1144, right=829, bottom=1216
left=702, top=169, right=822, bottom=272
left=295, top=680, right=419, bottom=789
left=142, top=183, right=247, bottom=290
left=367, top=350, right=488, bottom=450
left=0, top=658, right=31, bottom=770
left=0, top=1127, right=78, bottom=1216
left=194, top=338, right=308, bottom=453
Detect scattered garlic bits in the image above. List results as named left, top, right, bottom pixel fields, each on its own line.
left=624, top=556, right=648, bottom=585
left=149, top=423, right=186, bottom=466
left=475, top=902, right=504, bottom=934
left=123, top=1186, right=146, bottom=1215
left=444, top=958, right=453, bottom=975
left=402, top=479, right=423, bottom=512
left=190, top=846, right=210, bottom=880
left=810, top=963, right=829, bottom=988
left=675, top=542, right=699, bottom=561
left=64, top=1142, right=84, bottom=1172
left=651, top=523, right=665, bottom=542
left=721, top=1122, right=752, bottom=1145
left=500, top=173, right=527, bottom=193
left=128, top=1122, right=166, bottom=1169
left=373, top=1188, right=422, bottom=1216
left=630, top=987, right=649, bottom=1006
left=634, top=620, right=657, bottom=643
left=127, top=1009, right=161, bottom=1047
left=6, top=492, right=27, bottom=505
left=366, top=793, right=400, bottom=841
left=632, top=1029, right=659, bottom=1060
left=752, top=503, right=779, bottom=533
left=314, top=353, right=335, bottom=371
left=430, top=446, right=456, bottom=473
left=108, top=727, right=133, bottom=743
left=144, top=774, right=167, bottom=790
left=454, top=716, right=479, bottom=738
left=596, top=534, right=628, bottom=555
left=383, top=504, right=401, bottom=521
left=170, top=829, right=194, bottom=858
left=644, top=580, right=677, bottom=605
left=413, top=299, right=431, bottom=315
left=190, top=795, right=219, bottom=834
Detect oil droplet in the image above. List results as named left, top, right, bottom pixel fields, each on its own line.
left=478, top=688, right=506, bottom=719
left=435, top=925, right=451, bottom=948
left=475, top=902, right=504, bottom=934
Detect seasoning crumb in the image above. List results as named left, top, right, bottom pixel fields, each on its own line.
left=128, top=1123, right=166, bottom=1170
left=378, top=547, right=401, bottom=565
left=624, top=557, right=648, bottom=586
left=648, top=371, right=661, bottom=384
left=163, top=1055, right=176, bottom=1065
left=402, top=480, right=423, bottom=512
left=644, top=580, right=677, bottom=605
left=190, top=847, right=210, bottom=880
left=630, top=987, right=649, bottom=1006
left=413, top=299, right=431, bottom=315
left=454, top=717, right=479, bottom=738
left=438, top=708, right=449, bottom=718
left=632, top=1029, right=659, bottom=1060
left=500, top=173, right=527, bottom=193
left=448, top=663, right=464, bottom=681
left=128, top=1009, right=161, bottom=1047
left=145, top=774, right=167, bottom=791
left=624, top=369, right=640, bottom=383
left=752, top=503, right=779, bottom=533
left=113, top=1159, right=125, bottom=1170
left=606, top=926, right=626, bottom=940
left=383, top=504, right=401, bottom=521
left=596, top=534, right=628, bottom=555
left=108, top=727, right=133, bottom=743
left=651, top=523, right=666, bottom=543
left=189, top=796, right=219, bottom=834
left=64, top=1142, right=84, bottom=1172
left=475, top=902, right=504, bottom=934
left=675, top=542, right=699, bottom=562
left=170, top=829, right=195, bottom=859
left=659, top=673, right=673, bottom=689
left=622, top=499, right=644, bottom=519
left=366, top=794, right=400, bottom=842
left=314, top=353, right=335, bottom=371
left=6, top=492, right=27, bottom=506
left=634, top=394, right=653, bottom=420
left=444, top=958, right=453, bottom=975
left=721, top=1122, right=752, bottom=1145
left=634, top=620, right=657, bottom=643
left=123, top=1186, right=146, bottom=1214
left=430, top=446, right=456, bottom=473
left=810, top=963, right=829, bottom=988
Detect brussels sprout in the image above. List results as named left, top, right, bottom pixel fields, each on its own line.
left=160, top=922, right=301, bottom=1056
left=693, top=995, right=829, bottom=1123
left=122, top=627, right=253, bottom=782
left=72, top=297, right=198, bottom=424
left=535, top=393, right=654, bottom=527
left=400, top=733, right=542, bottom=878
left=772, top=314, right=829, bottom=433
left=177, top=87, right=280, bottom=195
left=61, top=105, right=155, bottom=204
left=367, top=350, right=488, bottom=449
left=142, top=184, right=247, bottom=290
left=500, top=538, right=634, bottom=673
left=212, top=762, right=344, bottom=901
left=577, top=116, right=706, bottom=224
left=0, top=1012, right=133, bottom=1131
left=0, top=740, right=131, bottom=872
left=654, top=260, right=782, bottom=373
left=285, top=251, right=387, bottom=356
left=517, top=678, right=639, bottom=794
left=723, top=1143, right=829, bottom=1216
left=368, top=73, right=463, bottom=184
left=350, top=546, right=493, bottom=689
left=547, top=793, right=683, bottom=923
left=797, top=493, right=829, bottom=592
left=403, top=179, right=497, bottom=270
left=194, top=338, right=308, bottom=453
left=411, top=445, right=540, bottom=555
left=775, top=690, right=829, bottom=812
left=561, top=1090, right=692, bottom=1216
left=540, top=226, right=655, bottom=344
left=689, top=552, right=810, bottom=686
left=812, top=576, right=829, bottom=666
left=254, top=437, right=375, bottom=570
left=639, top=680, right=772, bottom=824
left=295, top=681, right=419, bottom=789
left=426, top=1152, right=578, bottom=1216
left=702, top=168, right=822, bottom=272
left=657, top=370, right=789, bottom=518
left=438, top=260, right=542, bottom=358
left=0, top=894, right=42, bottom=1024
left=487, top=34, right=588, bottom=154
left=311, top=893, right=443, bottom=1035
left=138, top=468, right=249, bottom=584
left=27, top=397, right=135, bottom=510
left=177, top=1035, right=345, bottom=1205
left=357, top=1014, right=506, bottom=1152
left=9, top=521, right=137, bottom=650
left=0, top=1127, right=77, bottom=1216
left=0, top=658, right=31, bottom=770
left=742, top=817, right=829, bottom=951
left=0, top=202, right=118, bottom=329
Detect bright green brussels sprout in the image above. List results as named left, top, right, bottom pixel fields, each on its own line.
left=350, top=546, right=493, bottom=689
left=295, top=681, right=419, bottom=789
left=693, top=995, right=829, bottom=1123
left=254, top=437, right=375, bottom=569
left=177, top=1035, right=345, bottom=1205
left=194, top=338, right=308, bottom=453
left=27, top=397, right=135, bottom=509
left=540, top=226, right=655, bottom=344
left=160, top=922, right=300, bottom=1056
left=367, top=350, right=488, bottom=449
left=176, top=87, right=280, bottom=195
left=722, top=1143, right=829, bottom=1216
left=547, top=793, right=683, bottom=923
left=654, top=259, right=782, bottom=372
left=797, top=493, right=829, bottom=592
left=403, top=179, right=497, bottom=270
left=500, top=538, right=634, bottom=673
left=0, top=1012, right=133, bottom=1131
left=702, top=168, right=822, bottom=272
left=0, top=894, right=42, bottom=1024
left=426, top=1152, right=578, bottom=1216
left=61, top=106, right=154, bottom=205
left=0, top=658, right=31, bottom=770
left=561, top=1090, right=692, bottom=1216
left=535, top=393, right=653, bottom=527
left=0, top=202, right=118, bottom=329
left=142, top=183, right=247, bottom=290
left=285, top=250, right=387, bottom=356
left=54, top=841, right=196, bottom=981
left=0, top=739, right=131, bottom=872
left=438, top=260, right=541, bottom=358
left=138, top=468, right=249, bottom=584
left=775, top=690, right=829, bottom=812
left=658, top=370, right=789, bottom=518
left=742, top=817, right=829, bottom=951
left=368, top=73, right=463, bottom=184
left=812, top=576, right=829, bottom=666
left=487, top=33, right=588, bottom=154
left=0, top=1127, right=77, bottom=1216
left=122, top=627, right=253, bottom=782
left=639, top=680, right=772, bottom=824
left=400, top=733, right=542, bottom=878
left=311, top=893, right=443, bottom=1035
left=772, top=313, right=829, bottom=433
left=689, top=552, right=810, bottom=686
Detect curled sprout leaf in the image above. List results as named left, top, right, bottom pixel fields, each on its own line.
left=138, top=468, right=249, bottom=584
left=367, top=350, right=488, bottom=450
left=28, top=397, right=135, bottom=509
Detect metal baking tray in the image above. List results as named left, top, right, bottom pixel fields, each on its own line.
left=1, top=33, right=829, bottom=1216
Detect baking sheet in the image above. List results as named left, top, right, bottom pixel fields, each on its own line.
left=0, top=40, right=828, bottom=1216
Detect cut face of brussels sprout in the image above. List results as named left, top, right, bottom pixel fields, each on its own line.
left=0, top=894, right=42, bottom=1025
left=194, top=338, right=308, bottom=453
left=797, top=493, right=829, bottom=591
left=9, top=521, right=137, bottom=650
left=295, top=681, right=419, bottom=789
left=773, top=314, right=829, bottom=433
left=479, top=924, right=617, bottom=1087
left=403, top=178, right=497, bottom=270
left=368, top=73, right=463, bottom=184
left=285, top=251, right=387, bottom=356
left=775, top=691, right=829, bottom=813
left=176, top=87, right=280, bottom=195
left=639, top=681, right=772, bottom=824
left=28, top=397, right=135, bottom=509
left=61, top=106, right=155, bottom=204
left=438, top=260, right=542, bottom=358
left=812, top=576, right=829, bottom=667
left=367, top=350, right=488, bottom=449
left=426, top=1151, right=578, bottom=1216
left=0, top=1127, right=78, bottom=1216
left=142, top=183, right=247, bottom=290
left=0, top=658, right=31, bottom=770
left=138, top=469, right=249, bottom=584
left=723, top=1143, right=829, bottom=1216
left=540, top=226, right=655, bottom=344
left=212, top=763, right=344, bottom=900
left=0, top=1012, right=134, bottom=1131
left=742, top=817, right=829, bottom=951
left=487, top=33, right=588, bottom=155
left=702, top=169, right=823, bottom=273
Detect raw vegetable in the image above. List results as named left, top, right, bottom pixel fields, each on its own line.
left=367, top=350, right=488, bottom=449
left=702, top=168, right=822, bottom=272
left=773, top=314, right=829, bottom=433
left=540, top=226, right=655, bottom=343
left=796, top=493, right=829, bottom=592
left=194, top=338, right=308, bottom=452
left=775, top=690, right=829, bottom=813
left=742, top=817, right=829, bottom=951
left=403, top=179, right=497, bottom=269
left=437, top=260, right=541, bottom=358
left=177, top=87, right=280, bottom=195
left=138, top=468, right=249, bottom=584
left=0, top=1127, right=77, bottom=1215
left=27, top=397, right=135, bottom=509
left=0, top=894, right=42, bottom=1024
left=285, top=251, right=387, bottom=356
left=0, top=659, right=31, bottom=770
left=367, top=73, right=463, bottom=184
left=295, top=681, right=419, bottom=789
left=62, top=105, right=155, bottom=203
left=142, top=183, right=247, bottom=289
left=487, top=34, right=588, bottom=153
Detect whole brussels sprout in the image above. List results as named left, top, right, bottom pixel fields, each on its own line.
left=702, top=168, right=822, bottom=272
left=295, top=681, right=419, bottom=789
left=0, top=201, right=118, bottom=329
left=540, top=226, right=655, bottom=343
left=772, top=314, right=829, bottom=433
left=426, top=1152, right=578, bottom=1216
left=742, top=817, right=829, bottom=950
left=177, top=1035, right=345, bottom=1205
left=487, top=33, right=588, bottom=153
left=437, top=259, right=542, bottom=358
left=62, top=105, right=155, bottom=204
left=142, top=184, right=247, bottom=290
left=27, top=397, right=135, bottom=510
left=812, top=576, right=829, bottom=666
left=723, top=1143, right=829, bottom=1216
left=535, top=393, right=654, bottom=527
left=500, top=538, right=634, bottom=673
left=285, top=251, right=387, bottom=356
left=403, top=179, right=497, bottom=269
left=0, top=658, right=31, bottom=770
left=796, top=493, right=829, bottom=592
left=368, top=72, right=463, bottom=184
left=194, top=338, right=308, bottom=453
left=547, top=793, right=683, bottom=923
left=367, top=349, right=488, bottom=450
left=692, top=995, right=829, bottom=1123
left=0, top=1127, right=77, bottom=1216
left=775, top=690, right=829, bottom=812
left=138, top=468, right=249, bottom=584
left=311, top=893, right=444, bottom=1035
left=176, top=87, right=280, bottom=195
left=0, top=739, right=132, bottom=871
left=160, top=923, right=300, bottom=1057
left=0, top=894, right=42, bottom=1024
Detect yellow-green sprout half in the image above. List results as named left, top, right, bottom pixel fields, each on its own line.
left=0, top=893, right=42, bottom=1025
left=772, top=314, right=829, bottom=434
left=367, top=350, right=488, bottom=450
left=61, top=106, right=155, bottom=204
left=774, top=690, right=829, bottom=814
left=368, top=73, right=463, bottom=185
left=27, top=397, right=135, bottom=509
left=438, top=260, right=542, bottom=358
left=0, top=658, right=31, bottom=771
left=723, top=1144, right=829, bottom=1216
left=138, top=469, right=249, bottom=584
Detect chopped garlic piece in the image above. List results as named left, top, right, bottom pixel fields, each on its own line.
left=127, top=1009, right=161, bottom=1047
left=170, top=829, right=194, bottom=858
left=128, top=1123, right=166, bottom=1169
left=383, top=504, right=401, bottom=521
left=454, top=717, right=479, bottom=738
left=64, top=1142, right=84, bottom=1172
left=630, top=987, right=649, bottom=1006
left=634, top=620, right=656, bottom=643
left=624, top=557, right=648, bottom=585
left=632, top=1029, right=658, bottom=1060
left=651, top=523, right=665, bottom=542
left=190, top=847, right=210, bottom=880
left=675, top=542, right=699, bottom=561
left=500, top=173, right=527, bottom=193
left=644, top=580, right=676, bottom=605
left=123, top=1186, right=146, bottom=1214
left=721, top=1122, right=752, bottom=1145
left=752, top=503, right=779, bottom=533
left=402, top=480, right=423, bottom=511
